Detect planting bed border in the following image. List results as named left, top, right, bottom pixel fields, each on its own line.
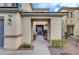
left=18, top=45, right=33, bottom=50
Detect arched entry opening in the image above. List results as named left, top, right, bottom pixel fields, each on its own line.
left=31, top=19, right=50, bottom=42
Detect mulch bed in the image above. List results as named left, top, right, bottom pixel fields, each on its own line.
left=48, top=46, right=71, bottom=55
left=18, top=45, right=33, bottom=50
left=48, top=46, right=63, bottom=48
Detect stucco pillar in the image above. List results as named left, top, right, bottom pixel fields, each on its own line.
left=74, top=10, right=79, bottom=36
left=22, top=17, right=31, bottom=44
left=4, top=12, right=22, bottom=50
left=50, top=17, right=62, bottom=40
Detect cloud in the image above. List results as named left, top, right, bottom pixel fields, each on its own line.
left=54, top=7, right=60, bottom=12
left=50, top=3, right=58, bottom=6
left=32, top=3, right=79, bottom=12
left=61, top=3, right=79, bottom=7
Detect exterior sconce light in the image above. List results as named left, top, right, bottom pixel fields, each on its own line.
left=8, top=18, right=12, bottom=25
left=8, top=15, right=13, bottom=25
left=45, top=24, right=48, bottom=27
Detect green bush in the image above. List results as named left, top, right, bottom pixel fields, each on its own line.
left=51, top=39, right=66, bottom=47
left=43, top=30, right=47, bottom=36
left=22, top=43, right=31, bottom=48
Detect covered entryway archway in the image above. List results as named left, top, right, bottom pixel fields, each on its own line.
left=21, top=12, right=67, bottom=44
left=31, top=19, right=51, bottom=55
left=21, top=12, right=66, bottom=54
left=0, top=19, right=4, bottom=48
left=31, top=19, right=50, bottom=41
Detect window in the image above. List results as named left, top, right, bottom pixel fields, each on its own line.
left=67, top=25, right=74, bottom=36
left=4, top=3, right=8, bottom=7
left=70, top=12, right=73, bottom=18
left=7, top=3, right=12, bottom=7
left=4, top=3, right=12, bottom=7
left=67, top=12, right=69, bottom=18
left=0, top=3, right=4, bottom=7
left=12, top=3, right=16, bottom=7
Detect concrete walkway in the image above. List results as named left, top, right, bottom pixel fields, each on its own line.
left=32, top=35, right=50, bottom=55
left=0, top=35, right=50, bottom=55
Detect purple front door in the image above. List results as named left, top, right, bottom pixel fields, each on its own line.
left=36, top=25, right=44, bottom=35
left=0, top=19, right=4, bottom=48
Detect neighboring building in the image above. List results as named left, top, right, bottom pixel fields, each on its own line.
left=32, top=8, right=49, bottom=12
left=0, top=3, right=22, bottom=8
left=21, top=3, right=32, bottom=12
left=0, top=3, right=67, bottom=50
left=58, top=7, right=79, bottom=38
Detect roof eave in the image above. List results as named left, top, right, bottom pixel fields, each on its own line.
left=21, top=12, right=68, bottom=17
left=0, top=7, right=19, bottom=13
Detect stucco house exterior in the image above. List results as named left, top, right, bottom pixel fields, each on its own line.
left=0, top=3, right=70, bottom=50
left=58, top=7, right=79, bottom=38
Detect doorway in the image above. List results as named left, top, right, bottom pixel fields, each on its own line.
left=31, top=19, right=50, bottom=41
left=0, top=19, right=4, bottom=48
left=36, top=25, right=44, bottom=35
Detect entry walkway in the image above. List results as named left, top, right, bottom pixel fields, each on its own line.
left=0, top=35, right=50, bottom=55
left=32, top=35, right=50, bottom=55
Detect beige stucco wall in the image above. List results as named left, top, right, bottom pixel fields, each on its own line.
left=74, top=10, right=79, bottom=35
left=62, top=16, right=67, bottom=38
left=59, top=9, right=79, bottom=36
left=21, top=3, right=32, bottom=12
left=0, top=12, right=64, bottom=50
left=15, top=12, right=23, bottom=49
left=22, top=17, right=31, bottom=44
left=50, top=17, right=62, bottom=40
left=22, top=16, right=63, bottom=44
left=0, top=12, right=22, bottom=50
left=22, top=17, right=51, bottom=44
left=65, top=10, right=79, bottom=36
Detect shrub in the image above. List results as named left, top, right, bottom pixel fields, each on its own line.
left=51, top=39, right=66, bottom=47
left=43, top=30, right=47, bottom=36
left=33, top=34, right=36, bottom=40
left=22, top=43, right=31, bottom=48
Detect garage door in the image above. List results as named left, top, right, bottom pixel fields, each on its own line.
left=0, top=19, right=4, bottom=48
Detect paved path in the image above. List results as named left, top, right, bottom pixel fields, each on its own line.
left=32, top=35, right=50, bottom=55
left=0, top=35, right=50, bottom=55
left=0, top=48, right=32, bottom=55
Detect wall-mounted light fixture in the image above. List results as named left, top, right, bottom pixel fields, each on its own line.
left=45, top=24, right=48, bottom=27
left=8, top=15, right=13, bottom=25
left=78, top=18, right=79, bottom=20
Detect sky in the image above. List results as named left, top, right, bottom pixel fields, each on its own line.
left=32, top=3, right=79, bottom=12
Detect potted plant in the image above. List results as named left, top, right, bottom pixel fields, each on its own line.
left=43, top=30, right=47, bottom=40
left=33, top=34, right=36, bottom=40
